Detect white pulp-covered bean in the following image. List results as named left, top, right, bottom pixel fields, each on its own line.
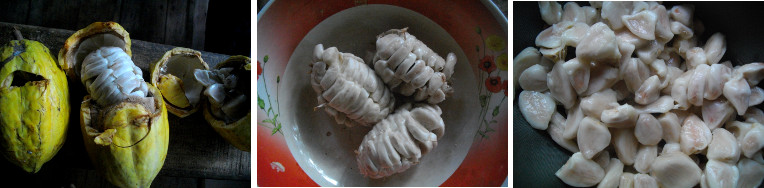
left=613, top=128, right=639, bottom=165
left=705, top=64, right=732, bottom=100
left=548, top=62, right=578, bottom=109
left=703, top=160, right=739, bottom=188
left=635, top=113, right=663, bottom=146
left=562, top=58, right=589, bottom=95
left=601, top=104, right=638, bottom=128
left=658, top=112, right=682, bottom=143
left=669, top=5, right=694, bottom=26
left=741, top=123, right=764, bottom=158
left=580, top=89, right=618, bottom=119
left=601, top=2, right=633, bottom=30
left=704, top=33, right=727, bottom=65
left=701, top=99, right=735, bottom=130
left=634, top=145, right=657, bottom=173
left=595, top=151, right=611, bottom=169
left=373, top=28, right=456, bottom=104
left=650, top=152, right=702, bottom=188
left=576, top=22, right=621, bottom=66
left=564, top=104, right=584, bottom=140
left=548, top=112, right=580, bottom=153
left=724, top=73, right=751, bottom=116
left=680, top=114, right=712, bottom=155
left=519, top=64, right=549, bottom=92
left=745, top=108, right=764, bottom=124
left=522, top=2, right=764, bottom=187
left=562, top=22, right=590, bottom=47
left=621, top=58, right=651, bottom=92
left=577, top=117, right=612, bottom=159
left=736, top=62, right=764, bottom=86
left=670, top=21, right=694, bottom=39
left=81, top=46, right=148, bottom=106
left=688, top=64, right=710, bottom=106
left=311, top=44, right=395, bottom=127
left=514, top=47, right=554, bottom=90
left=737, top=158, right=764, bottom=188
left=519, top=90, right=557, bottom=130
left=622, top=10, right=658, bottom=40
left=635, top=95, right=675, bottom=114
left=620, top=172, right=635, bottom=188
left=556, top=152, right=606, bottom=187
left=356, top=103, right=444, bottom=179
left=584, top=66, right=620, bottom=96
left=635, top=75, right=661, bottom=105
left=633, top=173, right=658, bottom=188
left=750, top=87, right=764, bottom=107
left=539, top=1, right=563, bottom=25
left=598, top=158, right=624, bottom=188
left=706, top=128, right=740, bottom=164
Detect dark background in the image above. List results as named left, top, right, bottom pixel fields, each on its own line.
left=0, top=0, right=251, bottom=56
left=514, top=1, right=764, bottom=187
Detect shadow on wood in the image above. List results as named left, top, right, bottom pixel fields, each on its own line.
left=0, top=0, right=223, bottom=54
left=0, top=22, right=251, bottom=185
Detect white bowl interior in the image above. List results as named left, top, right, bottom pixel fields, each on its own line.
left=279, top=4, right=480, bottom=186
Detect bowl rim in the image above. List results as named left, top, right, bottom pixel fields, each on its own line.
left=278, top=4, right=480, bottom=186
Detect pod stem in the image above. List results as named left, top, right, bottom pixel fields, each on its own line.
left=12, top=27, right=23, bottom=41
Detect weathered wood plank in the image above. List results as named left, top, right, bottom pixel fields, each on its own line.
left=75, top=168, right=116, bottom=187
left=144, top=0, right=169, bottom=44
left=30, top=0, right=81, bottom=30
left=101, top=0, right=123, bottom=21
left=4, top=165, right=250, bottom=187
left=189, top=0, right=209, bottom=50
left=152, top=176, right=199, bottom=187
left=165, top=0, right=189, bottom=47
left=204, top=179, right=250, bottom=187
left=25, top=0, right=45, bottom=26
left=119, top=0, right=168, bottom=44
left=0, top=22, right=250, bottom=182
left=76, top=0, right=122, bottom=29
left=0, top=0, right=30, bottom=24
left=5, top=0, right=208, bottom=51
left=76, top=0, right=100, bottom=28
left=117, top=0, right=140, bottom=39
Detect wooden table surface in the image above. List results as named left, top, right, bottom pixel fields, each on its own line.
left=0, top=22, right=250, bottom=187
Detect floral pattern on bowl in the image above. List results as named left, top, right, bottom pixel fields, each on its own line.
left=257, top=0, right=507, bottom=186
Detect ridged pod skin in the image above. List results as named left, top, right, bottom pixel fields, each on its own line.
left=203, top=56, right=251, bottom=152
left=0, top=39, right=70, bottom=173
left=80, top=85, right=168, bottom=188
left=150, top=47, right=209, bottom=117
